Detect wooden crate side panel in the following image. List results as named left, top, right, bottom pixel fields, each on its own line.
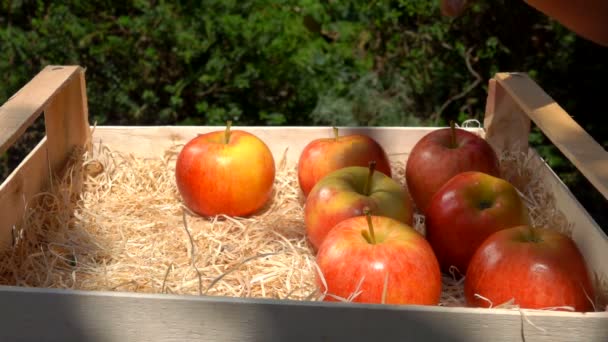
left=0, top=286, right=605, bottom=342
left=0, top=66, right=86, bottom=155
left=531, top=148, right=608, bottom=303
left=494, top=72, right=608, bottom=201
left=43, top=69, right=91, bottom=175
left=89, top=126, right=478, bottom=164
left=483, top=77, right=531, bottom=154
left=0, top=66, right=90, bottom=251
left=0, top=139, right=49, bottom=249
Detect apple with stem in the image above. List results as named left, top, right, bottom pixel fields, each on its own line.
left=465, top=225, right=596, bottom=312
left=297, top=127, right=392, bottom=197
left=175, top=121, right=276, bottom=217
left=315, top=208, right=442, bottom=305
left=305, top=161, right=413, bottom=250
left=425, top=171, right=530, bottom=275
left=406, top=121, right=500, bottom=214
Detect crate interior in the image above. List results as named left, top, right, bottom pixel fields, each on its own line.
left=0, top=125, right=606, bottom=312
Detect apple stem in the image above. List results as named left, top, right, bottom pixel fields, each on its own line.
left=363, top=161, right=376, bottom=196
left=528, top=225, right=541, bottom=243
left=363, top=207, right=377, bottom=245
left=450, top=120, right=457, bottom=148
left=333, top=126, right=339, bottom=141
left=224, top=120, right=232, bottom=144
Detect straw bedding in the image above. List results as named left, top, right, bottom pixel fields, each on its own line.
left=0, top=129, right=605, bottom=311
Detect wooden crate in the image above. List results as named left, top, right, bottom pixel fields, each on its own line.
left=0, top=66, right=607, bottom=342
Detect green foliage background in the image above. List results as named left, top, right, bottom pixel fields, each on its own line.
left=1, top=0, right=606, bottom=228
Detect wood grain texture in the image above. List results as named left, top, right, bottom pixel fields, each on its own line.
left=0, top=139, right=49, bottom=249
left=0, top=65, right=90, bottom=251
left=0, top=286, right=605, bottom=342
left=483, top=77, right=531, bottom=154
left=530, top=147, right=608, bottom=305
left=89, top=125, right=479, bottom=164
left=0, top=66, right=85, bottom=155
left=493, top=72, right=608, bottom=200
left=43, top=68, right=91, bottom=175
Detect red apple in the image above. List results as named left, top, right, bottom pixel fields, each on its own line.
left=405, top=122, right=500, bottom=214
left=465, top=225, right=596, bottom=312
left=175, top=122, right=275, bottom=217
left=297, top=127, right=392, bottom=197
left=425, top=171, right=530, bottom=274
left=316, top=210, right=442, bottom=305
left=305, top=161, right=413, bottom=251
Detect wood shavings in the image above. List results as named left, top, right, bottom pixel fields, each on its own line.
left=0, top=140, right=603, bottom=311
left=0, top=143, right=317, bottom=300
left=498, top=148, right=573, bottom=235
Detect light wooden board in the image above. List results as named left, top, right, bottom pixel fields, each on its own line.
left=0, top=138, right=49, bottom=249
left=530, top=148, right=608, bottom=300
left=43, top=67, right=90, bottom=177
left=0, top=65, right=90, bottom=250
left=0, top=286, right=605, bottom=342
left=494, top=72, right=608, bottom=201
left=0, top=66, right=86, bottom=155
left=90, top=125, right=481, bottom=164
left=483, top=77, right=531, bottom=154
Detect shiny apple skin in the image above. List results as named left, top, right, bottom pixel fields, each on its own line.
left=316, top=215, right=442, bottom=305
left=425, top=171, right=530, bottom=274
left=465, top=225, right=596, bottom=312
left=297, top=134, right=392, bottom=197
left=405, top=128, right=500, bottom=214
left=305, top=166, right=413, bottom=251
left=175, top=130, right=275, bottom=217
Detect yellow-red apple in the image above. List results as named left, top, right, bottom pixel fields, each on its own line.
left=305, top=162, right=413, bottom=250
left=175, top=122, right=275, bottom=217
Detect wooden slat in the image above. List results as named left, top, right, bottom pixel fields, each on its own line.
left=89, top=126, right=481, bottom=164
left=0, top=65, right=90, bottom=250
left=483, top=77, right=531, bottom=154
left=493, top=72, right=608, bottom=200
left=530, top=148, right=608, bottom=305
left=0, top=66, right=85, bottom=155
left=0, top=139, right=49, bottom=249
left=0, top=286, right=605, bottom=342
left=43, top=67, right=91, bottom=176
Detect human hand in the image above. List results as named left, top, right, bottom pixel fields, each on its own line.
left=440, top=0, right=608, bottom=46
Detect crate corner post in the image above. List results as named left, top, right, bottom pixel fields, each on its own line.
left=482, top=72, right=531, bottom=156
left=0, top=65, right=91, bottom=250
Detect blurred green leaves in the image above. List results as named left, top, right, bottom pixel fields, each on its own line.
left=0, top=1, right=605, bottom=180
left=0, top=0, right=574, bottom=128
